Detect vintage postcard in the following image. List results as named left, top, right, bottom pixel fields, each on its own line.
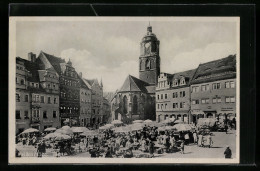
left=9, top=17, right=240, bottom=164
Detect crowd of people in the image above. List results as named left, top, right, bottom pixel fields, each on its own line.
left=16, top=119, right=235, bottom=158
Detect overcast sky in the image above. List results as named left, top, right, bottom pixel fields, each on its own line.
left=15, top=18, right=238, bottom=92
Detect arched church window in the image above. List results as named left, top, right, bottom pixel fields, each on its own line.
left=123, top=95, right=128, bottom=114
left=133, top=95, right=138, bottom=114
left=145, top=59, right=151, bottom=70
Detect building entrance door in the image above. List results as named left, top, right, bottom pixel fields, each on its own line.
left=207, top=113, right=213, bottom=118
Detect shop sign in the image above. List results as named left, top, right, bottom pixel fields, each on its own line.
left=221, top=107, right=234, bottom=111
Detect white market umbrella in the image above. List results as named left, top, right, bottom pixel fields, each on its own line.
left=104, top=124, right=114, bottom=128
left=133, top=120, right=143, bottom=124
left=54, top=134, right=71, bottom=141
left=174, top=120, right=184, bottom=124
left=80, top=130, right=98, bottom=136
left=44, top=127, right=57, bottom=132
left=71, top=127, right=89, bottom=133
left=20, top=128, right=39, bottom=134
left=44, top=132, right=63, bottom=140
left=99, top=126, right=109, bottom=130
left=61, top=126, right=70, bottom=130
left=55, top=128, right=73, bottom=135
left=111, top=120, right=123, bottom=125
left=144, top=119, right=153, bottom=123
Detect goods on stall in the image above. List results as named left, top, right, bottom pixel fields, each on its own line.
left=172, top=124, right=193, bottom=132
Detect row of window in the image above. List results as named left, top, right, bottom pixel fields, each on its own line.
left=60, top=106, right=79, bottom=114
left=81, top=91, right=91, bottom=96
left=157, top=91, right=186, bottom=100
left=16, top=94, right=29, bottom=102
left=157, top=102, right=186, bottom=109
left=60, top=92, right=79, bottom=99
left=192, top=96, right=235, bottom=104
left=32, top=94, right=58, bottom=104
left=81, top=98, right=91, bottom=103
left=157, top=78, right=186, bottom=88
left=16, top=77, right=25, bottom=85
left=16, top=66, right=24, bottom=70
left=16, top=110, right=57, bottom=119
left=45, top=82, right=57, bottom=89
left=192, top=81, right=235, bottom=93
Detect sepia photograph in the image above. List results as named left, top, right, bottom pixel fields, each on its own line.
left=9, top=17, right=240, bottom=164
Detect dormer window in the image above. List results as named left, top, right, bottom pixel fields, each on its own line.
left=180, top=77, right=186, bottom=85
left=173, top=79, right=178, bottom=87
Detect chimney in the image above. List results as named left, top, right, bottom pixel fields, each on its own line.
left=28, top=52, right=36, bottom=62
left=79, top=72, right=82, bottom=78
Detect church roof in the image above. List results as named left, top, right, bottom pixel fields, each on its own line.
left=118, top=75, right=149, bottom=93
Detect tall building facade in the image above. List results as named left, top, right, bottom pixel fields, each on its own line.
left=37, top=51, right=80, bottom=126
left=156, top=69, right=196, bottom=123
left=111, top=25, right=159, bottom=122
left=78, top=73, right=92, bottom=127
left=84, top=79, right=104, bottom=128
left=16, top=54, right=60, bottom=134
left=156, top=54, right=237, bottom=124
left=190, top=55, right=236, bottom=124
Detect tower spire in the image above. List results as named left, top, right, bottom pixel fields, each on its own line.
left=100, top=77, right=103, bottom=87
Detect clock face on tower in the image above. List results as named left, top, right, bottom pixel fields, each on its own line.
left=145, top=42, right=151, bottom=54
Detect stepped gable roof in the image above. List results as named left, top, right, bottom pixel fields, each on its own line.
left=41, top=51, right=66, bottom=73
left=191, top=54, right=236, bottom=84
left=172, top=69, right=197, bottom=85
left=16, top=57, right=40, bottom=82
left=118, top=75, right=149, bottom=93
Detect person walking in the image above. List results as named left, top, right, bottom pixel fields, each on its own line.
left=224, top=146, right=232, bottom=158
left=225, top=124, right=228, bottom=134
left=198, top=134, right=203, bottom=147
left=148, top=140, right=154, bottom=157
left=180, top=140, right=184, bottom=154
left=193, top=131, right=198, bottom=144
left=184, top=132, right=190, bottom=145
left=37, top=141, right=46, bottom=157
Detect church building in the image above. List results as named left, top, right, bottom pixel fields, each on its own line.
left=111, top=25, right=160, bottom=123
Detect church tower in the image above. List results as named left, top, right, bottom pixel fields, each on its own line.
left=139, top=24, right=160, bottom=85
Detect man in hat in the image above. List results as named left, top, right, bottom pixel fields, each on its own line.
left=224, top=146, right=232, bottom=158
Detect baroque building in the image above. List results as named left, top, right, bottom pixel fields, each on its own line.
left=156, top=69, right=196, bottom=123
left=111, top=25, right=159, bottom=122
